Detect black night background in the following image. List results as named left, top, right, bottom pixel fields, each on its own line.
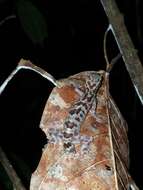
left=0, top=0, right=143, bottom=189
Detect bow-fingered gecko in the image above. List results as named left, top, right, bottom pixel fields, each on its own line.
left=63, top=72, right=102, bottom=153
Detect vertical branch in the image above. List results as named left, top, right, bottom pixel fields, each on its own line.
left=100, top=0, right=143, bottom=105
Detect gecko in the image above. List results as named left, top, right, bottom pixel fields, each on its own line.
left=63, top=72, right=103, bottom=153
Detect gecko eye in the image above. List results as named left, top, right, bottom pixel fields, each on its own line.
left=94, top=74, right=102, bottom=86
left=95, top=73, right=102, bottom=81
left=89, top=72, right=102, bottom=82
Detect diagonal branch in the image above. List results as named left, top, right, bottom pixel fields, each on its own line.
left=0, top=146, right=26, bottom=190
left=0, top=59, right=59, bottom=95
left=100, top=0, right=143, bottom=105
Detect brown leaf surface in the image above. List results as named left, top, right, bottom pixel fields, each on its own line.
left=30, top=71, right=139, bottom=190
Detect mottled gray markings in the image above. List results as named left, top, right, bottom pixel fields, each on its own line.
left=63, top=72, right=102, bottom=153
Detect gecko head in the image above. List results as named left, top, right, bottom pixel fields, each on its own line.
left=86, top=71, right=102, bottom=92
left=91, top=71, right=102, bottom=80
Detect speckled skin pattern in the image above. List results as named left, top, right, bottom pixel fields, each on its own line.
left=30, top=71, right=138, bottom=190
left=63, top=72, right=102, bottom=153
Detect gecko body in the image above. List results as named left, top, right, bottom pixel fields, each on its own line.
left=63, top=72, right=102, bottom=153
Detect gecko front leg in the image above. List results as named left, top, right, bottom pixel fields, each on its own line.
left=63, top=72, right=102, bottom=153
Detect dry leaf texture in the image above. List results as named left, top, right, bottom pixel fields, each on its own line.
left=30, top=71, right=139, bottom=190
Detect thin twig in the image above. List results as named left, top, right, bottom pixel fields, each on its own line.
left=107, top=53, right=122, bottom=73
left=0, top=146, right=26, bottom=190
left=103, top=24, right=111, bottom=69
left=100, top=0, right=143, bottom=105
left=0, top=15, right=16, bottom=26
left=0, top=59, right=59, bottom=95
left=103, top=24, right=122, bottom=72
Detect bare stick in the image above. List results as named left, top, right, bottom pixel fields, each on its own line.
left=0, top=15, right=16, bottom=26
left=103, top=25, right=122, bottom=72
left=100, top=0, right=143, bottom=105
left=103, top=24, right=111, bottom=69
left=0, top=59, right=59, bottom=95
left=0, top=146, right=26, bottom=190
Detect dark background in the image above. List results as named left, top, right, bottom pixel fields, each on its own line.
left=0, top=0, right=143, bottom=189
